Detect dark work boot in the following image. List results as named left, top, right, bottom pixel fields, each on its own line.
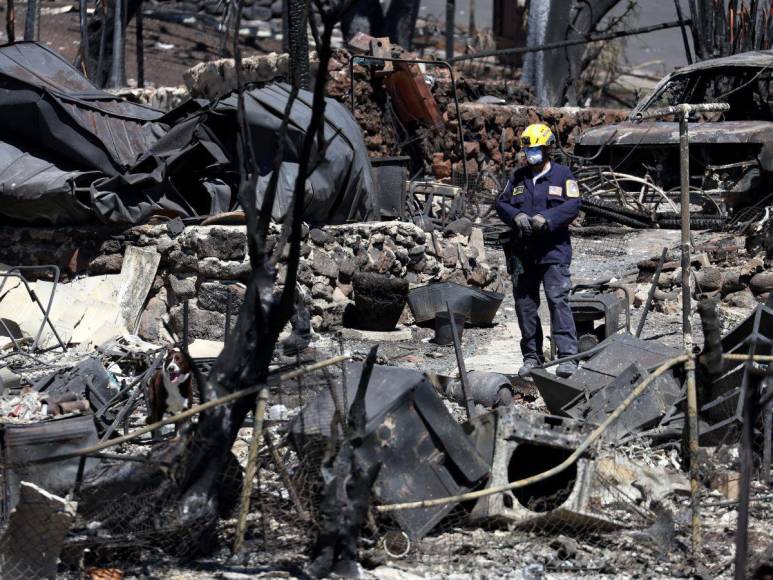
left=518, top=357, right=540, bottom=379
left=556, top=360, right=578, bottom=378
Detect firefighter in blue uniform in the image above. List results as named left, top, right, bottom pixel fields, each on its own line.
left=495, top=123, right=581, bottom=379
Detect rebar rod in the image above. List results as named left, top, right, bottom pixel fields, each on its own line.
left=636, top=247, right=668, bottom=338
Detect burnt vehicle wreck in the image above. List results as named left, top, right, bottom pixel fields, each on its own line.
left=575, top=50, right=773, bottom=229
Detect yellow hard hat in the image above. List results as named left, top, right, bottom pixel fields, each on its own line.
left=520, top=123, right=555, bottom=148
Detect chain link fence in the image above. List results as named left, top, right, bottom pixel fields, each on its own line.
left=0, top=331, right=772, bottom=578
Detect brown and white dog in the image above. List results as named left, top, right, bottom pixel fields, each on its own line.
left=146, top=348, right=193, bottom=425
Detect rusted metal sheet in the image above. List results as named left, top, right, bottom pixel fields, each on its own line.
left=384, top=62, right=444, bottom=129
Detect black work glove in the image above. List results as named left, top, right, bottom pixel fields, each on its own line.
left=532, top=214, right=548, bottom=233
left=513, top=213, right=532, bottom=237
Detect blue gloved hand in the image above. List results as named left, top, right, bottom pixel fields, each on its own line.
left=513, top=213, right=532, bottom=237
left=532, top=214, right=548, bottom=232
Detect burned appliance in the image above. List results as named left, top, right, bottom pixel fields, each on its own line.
left=569, top=284, right=629, bottom=353
left=287, top=363, right=490, bottom=540
left=470, top=406, right=621, bottom=531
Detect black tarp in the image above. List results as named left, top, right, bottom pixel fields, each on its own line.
left=0, top=42, right=375, bottom=226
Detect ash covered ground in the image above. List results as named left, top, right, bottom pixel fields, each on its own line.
left=87, top=229, right=771, bottom=580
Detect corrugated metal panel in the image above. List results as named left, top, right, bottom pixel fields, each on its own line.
left=0, top=42, right=165, bottom=170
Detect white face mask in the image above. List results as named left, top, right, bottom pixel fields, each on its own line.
left=525, top=147, right=543, bottom=165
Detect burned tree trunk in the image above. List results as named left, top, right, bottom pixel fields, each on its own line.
left=79, top=0, right=143, bottom=87
left=310, top=347, right=381, bottom=577
left=383, top=0, right=420, bottom=49
left=77, top=0, right=355, bottom=556
left=6, top=0, right=14, bottom=43
left=341, top=0, right=384, bottom=41
left=689, top=0, right=770, bottom=59
left=286, top=0, right=310, bottom=89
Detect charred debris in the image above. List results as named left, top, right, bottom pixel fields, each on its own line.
left=0, top=1, right=772, bottom=579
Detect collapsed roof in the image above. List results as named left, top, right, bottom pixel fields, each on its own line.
left=0, top=42, right=375, bottom=226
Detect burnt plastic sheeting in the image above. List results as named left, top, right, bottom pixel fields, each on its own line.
left=0, top=43, right=375, bottom=226
left=90, top=84, right=377, bottom=225
left=288, top=363, right=490, bottom=540
left=221, top=84, right=376, bottom=226
left=407, top=282, right=504, bottom=325
left=1, top=414, right=99, bottom=513
left=0, top=141, right=98, bottom=224
left=532, top=332, right=681, bottom=416
left=0, top=42, right=164, bottom=175
left=563, top=362, right=682, bottom=441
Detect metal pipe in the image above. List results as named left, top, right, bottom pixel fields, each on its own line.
left=635, top=101, right=730, bottom=121
left=679, top=107, right=692, bottom=349
left=636, top=247, right=668, bottom=338
left=135, top=0, right=144, bottom=88
left=109, top=0, right=126, bottom=88
left=685, top=356, right=702, bottom=555
left=23, top=0, right=37, bottom=40
left=447, top=301, right=475, bottom=420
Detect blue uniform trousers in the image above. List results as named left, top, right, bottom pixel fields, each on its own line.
left=513, top=263, right=578, bottom=362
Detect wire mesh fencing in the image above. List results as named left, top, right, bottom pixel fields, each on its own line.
left=0, top=345, right=772, bottom=578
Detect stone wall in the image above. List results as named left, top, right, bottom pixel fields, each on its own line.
left=0, top=221, right=499, bottom=344
left=118, top=50, right=629, bottom=180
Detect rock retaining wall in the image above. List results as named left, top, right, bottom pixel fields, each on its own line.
left=119, top=50, right=629, bottom=180
left=0, top=221, right=500, bottom=344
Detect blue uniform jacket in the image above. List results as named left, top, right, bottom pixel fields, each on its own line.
left=495, top=162, right=580, bottom=265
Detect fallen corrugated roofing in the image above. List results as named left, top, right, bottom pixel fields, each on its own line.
left=0, top=42, right=166, bottom=174
left=0, top=42, right=375, bottom=226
